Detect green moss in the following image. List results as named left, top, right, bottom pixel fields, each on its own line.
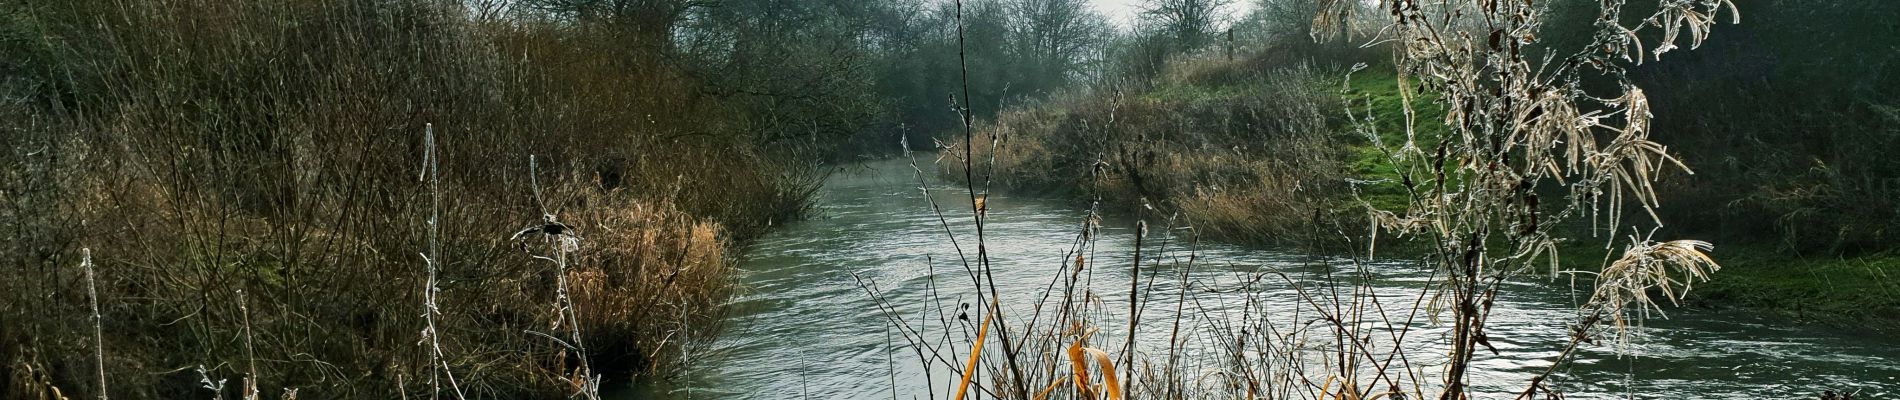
left=1332, top=69, right=1452, bottom=213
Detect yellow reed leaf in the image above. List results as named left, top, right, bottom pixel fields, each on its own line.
left=952, top=299, right=998, bottom=400
left=1066, top=340, right=1122, bottom=400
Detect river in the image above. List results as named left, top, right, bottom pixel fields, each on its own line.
left=622, top=156, right=1899, bottom=399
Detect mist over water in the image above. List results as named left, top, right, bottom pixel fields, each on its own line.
left=624, top=157, right=1900, bottom=399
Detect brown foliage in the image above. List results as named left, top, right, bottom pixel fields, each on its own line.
left=0, top=0, right=810, bottom=397
left=948, top=57, right=1346, bottom=244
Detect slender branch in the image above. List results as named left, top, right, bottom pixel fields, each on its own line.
left=420, top=124, right=466, bottom=399
left=83, top=248, right=107, bottom=400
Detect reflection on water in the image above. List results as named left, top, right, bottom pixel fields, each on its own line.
left=620, top=157, right=1900, bottom=399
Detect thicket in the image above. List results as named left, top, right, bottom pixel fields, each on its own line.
left=940, top=0, right=1385, bottom=244
left=0, top=0, right=1148, bottom=395
left=960, top=0, right=1900, bottom=257
left=0, top=0, right=828, bottom=397
left=947, top=54, right=1353, bottom=244
left=1466, top=0, right=1900, bottom=327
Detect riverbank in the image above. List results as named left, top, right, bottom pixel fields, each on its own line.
left=1542, top=242, right=1900, bottom=332
left=0, top=2, right=818, bottom=398
left=953, top=51, right=1900, bottom=333
left=645, top=156, right=1900, bottom=398
left=1690, top=251, right=1900, bottom=331
left=943, top=54, right=1354, bottom=244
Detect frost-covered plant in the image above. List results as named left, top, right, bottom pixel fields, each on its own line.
left=1589, top=237, right=1719, bottom=341
left=83, top=248, right=106, bottom=400
left=1333, top=0, right=1739, bottom=397
left=418, top=124, right=467, bottom=399
left=520, top=155, right=601, bottom=400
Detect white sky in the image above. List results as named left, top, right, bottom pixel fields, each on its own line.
left=1087, top=0, right=1252, bottom=31
left=1089, top=0, right=1146, bottom=28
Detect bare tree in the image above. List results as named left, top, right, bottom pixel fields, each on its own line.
left=1004, top=0, right=1112, bottom=92
left=519, top=0, right=716, bottom=50
left=1139, top=0, right=1234, bottom=51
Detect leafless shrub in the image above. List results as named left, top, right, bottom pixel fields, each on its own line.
left=1583, top=237, right=1719, bottom=345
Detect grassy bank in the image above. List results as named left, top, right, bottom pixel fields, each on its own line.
left=0, top=1, right=817, bottom=398
left=1689, top=251, right=1900, bottom=330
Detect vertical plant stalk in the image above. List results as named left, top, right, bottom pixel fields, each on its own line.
left=526, top=155, right=599, bottom=400
left=951, top=299, right=997, bottom=400
left=239, top=290, right=258, bottom=400
left=82, top=248, right=107, bottom=400
left=950, top=0, right=1029, bottom=396
left=419, top=124, right=467, bottom=399
left=554, top=230, right=596, bottom=399
left=1121, top=220, right=1143, bottom=399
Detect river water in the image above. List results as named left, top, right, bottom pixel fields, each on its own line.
left=624, top=157, right=1899, bottom=399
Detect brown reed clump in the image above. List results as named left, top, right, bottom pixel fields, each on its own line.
left=562, top=192, right=734, bottom=378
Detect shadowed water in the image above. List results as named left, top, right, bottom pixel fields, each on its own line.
left=622, top=157, right=1900, bottom=399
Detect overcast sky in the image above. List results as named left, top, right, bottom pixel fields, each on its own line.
left=1087, top=0, right=1251, bottom=31
left=1089, top=0, right=1145, bottom=28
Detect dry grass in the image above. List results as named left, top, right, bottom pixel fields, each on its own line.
left=946, top=58, right=1347, bottom=244
left=563, top=191, right=734, bottom=378
left=1062, top=337, right=1121, bottom=400
left=0, top=0, right=811, bottom=397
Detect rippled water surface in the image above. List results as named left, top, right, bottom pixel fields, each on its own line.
left=622, top=157, right=1899, bottom=399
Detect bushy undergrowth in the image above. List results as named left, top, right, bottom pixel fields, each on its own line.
left=946, top=54, right=1351, bottom=244
left=0, top=0, right=818, bottom=397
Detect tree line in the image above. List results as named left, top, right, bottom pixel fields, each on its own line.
left=495, top=0, right=1260, bottom=155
